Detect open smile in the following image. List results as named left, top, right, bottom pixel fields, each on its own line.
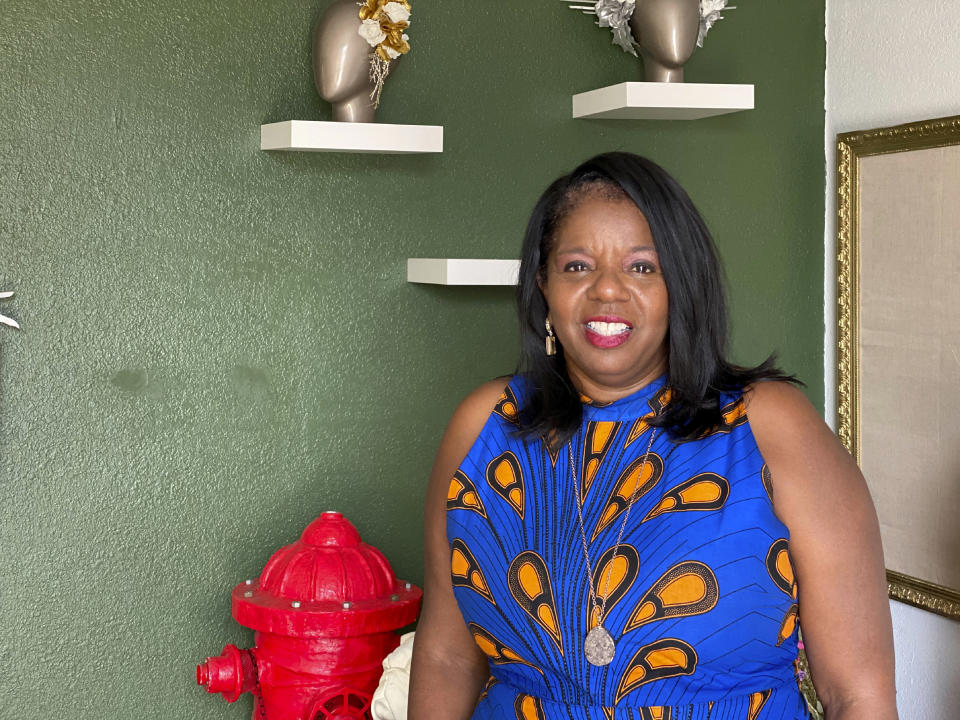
left=584, top=316, right=633, bottom=348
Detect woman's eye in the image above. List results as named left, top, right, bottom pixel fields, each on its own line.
left=563, top=261, right=589, bottom=272
left=630, top=262, right=656, bottom=273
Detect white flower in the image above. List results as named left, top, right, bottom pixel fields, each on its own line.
left=699, top=0, right=732, bottom=46
left=382, top=2, right=411, bottom=24
left=358, top=18, right=386, bottom=47
left=700, top=0, right=729, bottom=16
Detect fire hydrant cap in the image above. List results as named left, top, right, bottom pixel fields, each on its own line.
left=232, top=512, right=421, bottom=637
left=301, top=511, right=361, bottom=547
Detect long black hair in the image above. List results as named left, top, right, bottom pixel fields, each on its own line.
left=515, top=152, right=797, bottom=445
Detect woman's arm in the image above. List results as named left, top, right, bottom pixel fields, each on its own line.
left=407, top=379, right=510, bottom=720
left=746, top=381, right=898, bottom=720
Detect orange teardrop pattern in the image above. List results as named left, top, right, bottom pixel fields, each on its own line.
left=447, top=469, right=487, bottom=518
left=776, top=604, right=799, bottom=647
left=450, top=538, right=495, bottom=603
left=478, top=675, right=497, bottom=702
left=765, top=539, right=795, bottom=598
left=766, top=539, right=799, bottom=646
left=513, top=693, right=546, bottom=720
left=624, top=561, right=719, bottom=632
left=587, top=544, right=640, bottom=630
left=624, top=387, right=671, bottom=448
left=747, top=689, right=772, bottom=720
left=469, top=623, right=544, bottom=675
left=493, top=385, right=520, bottom=425
left=507, top=551, right=564, bottom=653
left=580, top=420, right=621, bottom=501
left=486, top=450, right=525, bottom=518
left=592, top=452, right=664, bottom=541
left=615, top=639, right=698, bottom=703
left=697, top=397, right=748, bottom=437
left=642, top=473, right=730, bottom=522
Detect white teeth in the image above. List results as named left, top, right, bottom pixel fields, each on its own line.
left=586, top=321, right=630, bottom=336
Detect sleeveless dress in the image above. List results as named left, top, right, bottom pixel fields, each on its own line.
left=446, top=375, right=810, bottom=720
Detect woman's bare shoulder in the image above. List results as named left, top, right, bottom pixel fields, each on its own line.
left=441, top=376, right=513, bottom=462
left=454, top=376, right=514, bottom=419
left=742, top=378, right=813, bottom=420
left=741, top=379, right=855, bottom=503
left=423, top=376, right=514, bottom=550
left=742, top=384, right=896, bottom=713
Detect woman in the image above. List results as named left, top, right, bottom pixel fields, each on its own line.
left=409, top=153, right=897, bottom=719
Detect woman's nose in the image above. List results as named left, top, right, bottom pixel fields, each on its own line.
left=588, top=267, right=629, bottom=302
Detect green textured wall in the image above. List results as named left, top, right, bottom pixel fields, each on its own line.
left=0, top=1, right=824, bottom=715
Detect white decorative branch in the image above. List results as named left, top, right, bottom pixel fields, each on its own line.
left=559, top=0, right=734, bottom=47
left=0, top=291, right=20, bottom=329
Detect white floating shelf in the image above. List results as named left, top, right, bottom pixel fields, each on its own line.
left=260, top=120, right=443, bottom=154
left=407, top=259, right=520, bottom=286
left=572, top=82, right=754, bottom=120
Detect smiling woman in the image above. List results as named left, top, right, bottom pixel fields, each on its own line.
left=538, top=195, right=670, bottom=403
left=408, top=153, right=898, bottom=720
left=513, top=155, right=794, bottom=447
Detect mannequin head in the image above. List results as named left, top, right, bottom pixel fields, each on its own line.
left=629, top=0, right=700, bottom=82
left=313, top=0, right=377, bottom=122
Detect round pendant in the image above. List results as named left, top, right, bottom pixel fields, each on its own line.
left=584, top=625, right=616, bottom=666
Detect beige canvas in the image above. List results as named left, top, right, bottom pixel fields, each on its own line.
left=857, top=145, right=960, bottom=592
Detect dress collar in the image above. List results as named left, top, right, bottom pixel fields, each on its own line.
left=579, top=375, right=669, bottom=420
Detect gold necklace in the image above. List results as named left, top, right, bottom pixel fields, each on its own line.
left=569, top=427, right=658, bottom=666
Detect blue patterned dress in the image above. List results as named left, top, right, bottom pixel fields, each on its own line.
left=446, top=376, right=810, bottom=719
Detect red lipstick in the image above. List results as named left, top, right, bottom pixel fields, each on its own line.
left=583, top=316, right=633, bottom=349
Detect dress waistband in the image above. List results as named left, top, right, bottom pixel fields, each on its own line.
left=481, top=673, right=809, bottom=720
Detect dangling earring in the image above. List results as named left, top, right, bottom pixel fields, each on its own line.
left=545, top=318, right=557, bottom=356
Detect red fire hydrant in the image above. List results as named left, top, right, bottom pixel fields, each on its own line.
left=196, top=511, right=422, bottom=719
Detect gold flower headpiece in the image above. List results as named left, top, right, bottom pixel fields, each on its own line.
left=357, top=0, right=412, bottom=108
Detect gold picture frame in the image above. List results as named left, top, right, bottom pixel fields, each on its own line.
left=837, top=114, right=960, bottom=620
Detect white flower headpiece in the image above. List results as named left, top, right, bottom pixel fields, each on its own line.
left=357, top=0, right=412, bottom=108
left=563, top=0, right=733, bottom=56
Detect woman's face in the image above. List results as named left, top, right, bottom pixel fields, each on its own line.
left=540, top=195, right=669, bottom=401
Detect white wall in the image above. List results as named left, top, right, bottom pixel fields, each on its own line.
left=825, top=3, right=960, bottom=719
